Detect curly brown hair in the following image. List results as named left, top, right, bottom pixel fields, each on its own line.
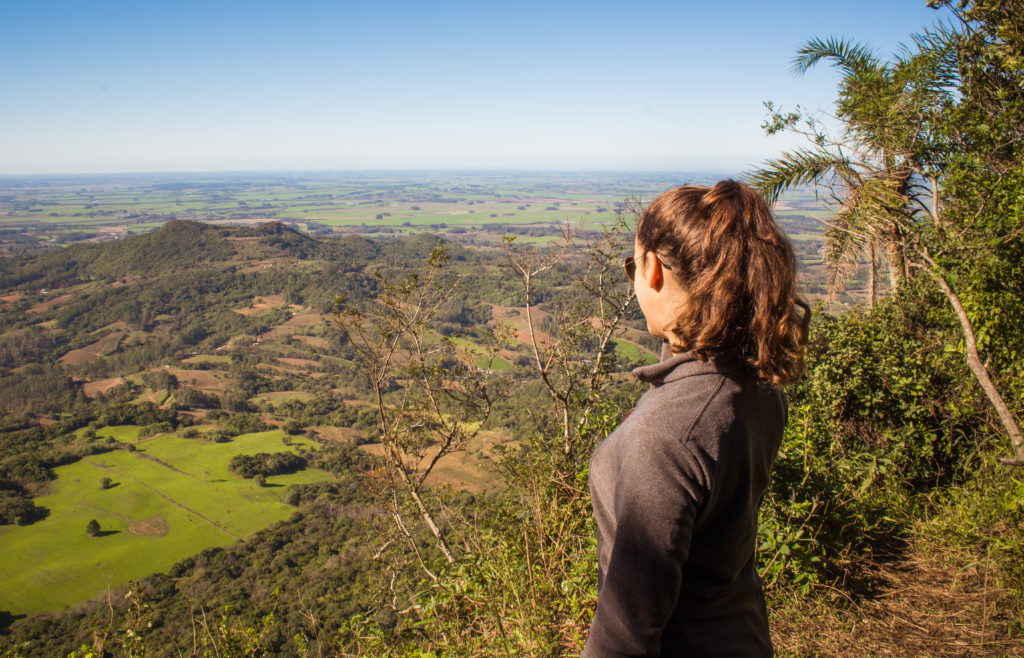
left=636, top=179, right=810, bottom=385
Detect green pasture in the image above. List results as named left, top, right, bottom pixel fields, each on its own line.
left=0, top=214, right=99, bottom=224
left=0, top=430, right=329, bottom=617
left=133, top=388, right=170, bottom=405
left=71, top=425, right=142, bottom=442
left=182, top=353, right=232, bottom=366
left=780, top=208, right=833, bottom=220
left=613, top=339, right=658, bottom=364
left=99, top=425, right=142, bottom=442
left=787, top=231, right=824, bottom=243
left=182, top=424, right=215, bottom=434
left=4, top=182, right=615, bottom=235
left=475, top=354, right=512, bottom=370
left=250, top=391, right=315, bottom=404
left=1, top=176, right=828, bottom=255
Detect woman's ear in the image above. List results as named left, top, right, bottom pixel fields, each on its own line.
left=646, top=253, right=664, bottom=292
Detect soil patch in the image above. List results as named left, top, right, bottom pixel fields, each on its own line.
left=109, top=276, right=147, bottom=288
left=82, top=377, right=125, bottom=398
left=252, top=391, right=315, bottom=404
left=277, top=357, right=320, bottom=369
left=308, top=426, right=361, bottom=443
left=422, top=450, right=501, bottom=493
left=127, top=515, right=168, bottom=538
left=28, top=293, right=72, bottom=314
left=233, top=294, right=286, bottom=316
left=60, top=331, right=124, bottom=365
left=292, top=334, right=330, bottom=349
left=358, top=443, right=384, bottom=457
left=491, top=304, right=553, bottom=345
left=160, top=367, right=225, bottom=391
left=234, top=304, right=272, bottom=316
left=359, top=431, right=507, bottom=494
left=280, top=312, right=323, bottom=328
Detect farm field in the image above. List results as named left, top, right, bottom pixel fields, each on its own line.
left=0, top=429, right=330, bottom=617
left=0, top=171, right=828, bottom=266
left=613, top=338, right=659, bottom=364
left=0, top=169, right=843, bottom=304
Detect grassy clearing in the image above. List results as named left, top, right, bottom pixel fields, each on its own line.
left=250, top=391, right=315, bottom=404
left=99, top=425, right=141, bottom=443
left=182, top=354, right=232, bottom=366
left=475, top=354, right=512, bottom=370
left=0, top=430, right=329, bottom=617
left=613, top=338, right=658, bottom=364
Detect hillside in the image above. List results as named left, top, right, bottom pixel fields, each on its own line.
left=0, top=168, right=1021, bottom=656
left=0, top=222, right=659, bottom=649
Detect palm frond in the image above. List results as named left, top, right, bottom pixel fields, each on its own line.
left=867, top=174, right=919, bottom=232
left=823, top=209, right=866, bottom=297
left=898, top=25, right=962, bottom=95
left=745, top=147, right=854, bottom=205
left=819, top=173, right=908, bottom=298
left=793, top=36, right=879, bottom=77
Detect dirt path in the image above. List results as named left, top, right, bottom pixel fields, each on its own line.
left=772, top=547, right=1024, bottom=656
left=87, top=460, right=240, bottom=541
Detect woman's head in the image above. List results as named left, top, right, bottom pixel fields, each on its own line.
left=634, top=179, right=810, bottom=385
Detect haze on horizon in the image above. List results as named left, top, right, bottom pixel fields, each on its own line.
left=1, top=0, right=951, bottom=176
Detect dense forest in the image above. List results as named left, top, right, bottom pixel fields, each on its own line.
left=2, top=1, right=1024, bottom=655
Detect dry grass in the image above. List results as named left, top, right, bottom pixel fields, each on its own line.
left=127, top=515, right=169, bottom=538
left=27, top=293, right=72, bottom=313
left=60, top=331, right=124, bottom=364
left=358, top=429, right=511, bottom=494
left=280, top=311, right=323, bottom=327
left=307, top=426, right=362, bottom=443
left=291, top=334, right=330, bottom=349
left=233, top=293, right=286, bottom=316
left=160, top=367, right=225, bottom=391
left=108, top=275, right=147, bottom=288
left=81, top=377, right=125, bottom=398
left=276, top=356, right=320, bottom=369
left=490, top=304, right=553, bottom=345
left=771, top=542, right=1024, bottom=656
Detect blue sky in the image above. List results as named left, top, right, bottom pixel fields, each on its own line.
left=1, top=1, right=952, bottom=175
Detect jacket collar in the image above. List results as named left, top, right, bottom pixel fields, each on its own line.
left=631, top=343, right=741, bottom=386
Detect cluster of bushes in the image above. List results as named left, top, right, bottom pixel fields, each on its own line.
left=0, top=485, right=43, bottom=526
left=228, top=451, right=307, bottom=479
left=204, top=410, right=269, bottom=436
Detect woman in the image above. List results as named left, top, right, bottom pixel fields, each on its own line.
left=582, top=180, right=809, bottom=657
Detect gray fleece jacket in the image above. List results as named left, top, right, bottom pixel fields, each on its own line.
left=583, top=349, right=785, bottom=657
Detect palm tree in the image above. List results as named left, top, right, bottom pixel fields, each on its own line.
left=749, top=29, right=1024, bottom=464
left=746, top=36, right=939, bottom=300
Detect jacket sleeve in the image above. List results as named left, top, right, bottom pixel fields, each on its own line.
left=582, top=413, right=715, bottom=657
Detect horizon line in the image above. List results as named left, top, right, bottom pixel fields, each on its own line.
left=0, top=166, right=750, bottom=180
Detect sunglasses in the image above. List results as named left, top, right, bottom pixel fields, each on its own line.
left=623, top=254, right=670, bottom=283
